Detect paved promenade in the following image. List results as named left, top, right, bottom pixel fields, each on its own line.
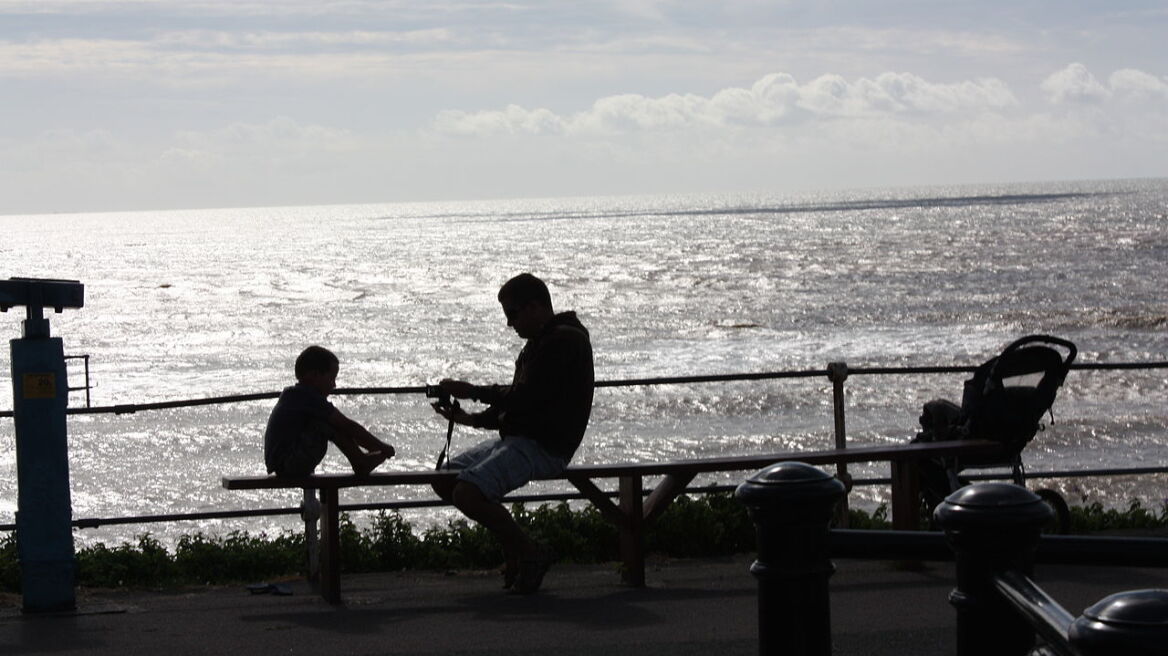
left=3, top=556, right=1167, bottom=656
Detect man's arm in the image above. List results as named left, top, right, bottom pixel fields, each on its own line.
left=434, top=379, right=506, bottom=429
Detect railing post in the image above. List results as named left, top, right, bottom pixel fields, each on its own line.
left=935, top=482, right=1052, bottom=656
left=1070, top=589, right=1168, bottom=655
left=827, top=362, right=851, bottom=527
left=736, top=461, right=846, bottom=656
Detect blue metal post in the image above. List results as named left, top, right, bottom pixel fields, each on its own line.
left=2, top=278, right=84, bottom=613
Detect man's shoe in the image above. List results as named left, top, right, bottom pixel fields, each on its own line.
left=502, top=561, right=519, bottom=590
left=511, top=550, right=553, bottom=595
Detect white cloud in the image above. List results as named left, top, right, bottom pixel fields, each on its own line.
left=431, top=71, right=1019, bottom=137
left=1041, top=63, right=1111, bottom=104
left=1108, top=68, right=1168, bottom=101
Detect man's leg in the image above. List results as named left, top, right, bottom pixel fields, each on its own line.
left=451, top=480, right=539, bottom=561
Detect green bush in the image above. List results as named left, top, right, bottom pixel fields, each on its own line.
left=174, top=531, right=304, bottom=584
left=8, top=493, right=1160, bottom=592
left=75, top=534, right=178, bottom=588
left=1069, top=499, right=1168, bottom=534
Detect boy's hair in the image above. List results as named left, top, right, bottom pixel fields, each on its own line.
left=295, top=345, right=339, bottom=380
left=498, top=272, right=552, bottom=309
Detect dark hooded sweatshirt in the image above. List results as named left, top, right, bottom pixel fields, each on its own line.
left=471, top=311, right=594, bottom=461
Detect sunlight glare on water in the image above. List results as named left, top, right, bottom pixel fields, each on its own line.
left=1, top=179, right=1166, bottom=545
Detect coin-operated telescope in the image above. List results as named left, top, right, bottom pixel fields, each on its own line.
left=1, top=277, right=84, bottom=613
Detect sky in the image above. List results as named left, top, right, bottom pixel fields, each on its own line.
left=0, top=0, right=1165, bottom=215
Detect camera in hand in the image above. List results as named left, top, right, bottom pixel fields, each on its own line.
left=425, top=384, right=451, bottom=407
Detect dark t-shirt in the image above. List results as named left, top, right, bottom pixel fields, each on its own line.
left=263, top=383, right=336, bottom=474
left=474, top=311, right=594, bottom=461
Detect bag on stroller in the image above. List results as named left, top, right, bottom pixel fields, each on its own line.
left=913, top=334, right=1077, bottom=512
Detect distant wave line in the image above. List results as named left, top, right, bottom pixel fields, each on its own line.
left=377, top=191, right=1117, bottom=225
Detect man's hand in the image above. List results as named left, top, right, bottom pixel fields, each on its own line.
left=438, top=379, right=478, bottom=400
left=431, top=401, right=476, bottom=427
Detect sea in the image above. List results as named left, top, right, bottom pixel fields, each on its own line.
left=2, top=177, right=1167, bottom=547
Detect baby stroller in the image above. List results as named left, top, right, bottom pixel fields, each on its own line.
left=914, top=334, right=1077, bottom=532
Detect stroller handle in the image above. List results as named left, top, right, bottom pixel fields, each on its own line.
left=1000, top=334, right=1078, bottom=367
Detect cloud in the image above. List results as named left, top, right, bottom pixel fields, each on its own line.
left=1041, top=63, right=1111, bottom=104
left=1108, top=68, right=1168, bottom=102
left=432, top=71, right=1019, bottom=137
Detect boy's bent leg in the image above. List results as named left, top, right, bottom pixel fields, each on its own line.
left=329, top=430, right=387, bottom=475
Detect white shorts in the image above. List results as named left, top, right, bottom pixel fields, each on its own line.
left=446, top=435, right=567, bottom=502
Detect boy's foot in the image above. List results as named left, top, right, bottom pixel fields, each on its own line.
left=353, top=451, right=388, bottom=476
left=511, top=549, right=554, bottom=595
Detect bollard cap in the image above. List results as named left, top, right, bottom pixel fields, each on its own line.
left=934, top=482, right=1052, bottom=531
left=1084, top=589, right=1168, bottom=626
left=1070, top=590, right=1168, bottom=655
left=944, top=482, right=1042, bottom=509
left=735, top=461, right=846, bottom=506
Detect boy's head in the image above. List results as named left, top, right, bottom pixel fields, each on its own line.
left=295, top=345, right=339, bottom=395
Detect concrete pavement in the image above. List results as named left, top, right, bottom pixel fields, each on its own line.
left=3, top=555, right=1167, bottom=655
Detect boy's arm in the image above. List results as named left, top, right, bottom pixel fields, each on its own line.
left=328, top=409, right=395, bottom=456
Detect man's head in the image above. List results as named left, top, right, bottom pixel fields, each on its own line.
left=295, top=345, right=339, bottom=395
left=498, top=273, right=554, bottom=339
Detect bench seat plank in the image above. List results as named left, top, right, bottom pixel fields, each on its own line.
left=221, top=440, right=1002, bottom=490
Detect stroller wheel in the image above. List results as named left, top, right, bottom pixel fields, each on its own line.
left=1035, top=488, right=1072, bottom=534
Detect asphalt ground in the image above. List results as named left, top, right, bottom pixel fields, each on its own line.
left=3, top=555, right=1167, bottom=656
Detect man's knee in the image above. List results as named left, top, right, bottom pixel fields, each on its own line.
left=431, top=478, right=456, bottom=502
left=450, top=480, right=488, bottom=512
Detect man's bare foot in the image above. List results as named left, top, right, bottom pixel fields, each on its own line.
left=352, top=451, right=388, bottom=476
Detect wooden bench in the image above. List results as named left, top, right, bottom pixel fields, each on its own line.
left=223, top=439, right=1002, bottom=603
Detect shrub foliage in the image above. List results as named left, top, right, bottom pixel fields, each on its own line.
left=1, top=493, right=1164, bottom=591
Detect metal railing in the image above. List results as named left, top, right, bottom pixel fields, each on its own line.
left=1, top=360, right=1166, bottom=533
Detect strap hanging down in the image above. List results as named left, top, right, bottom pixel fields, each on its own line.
left=435, top=399, right=460, bottom=470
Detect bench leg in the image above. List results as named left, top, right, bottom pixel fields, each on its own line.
left=302, top=488, right=320, bottom=585
left=318, top=488, right=342, bottom=604
left=890, top=459, right=921, bottom=531
left=619, top=475, right=645, bottom=587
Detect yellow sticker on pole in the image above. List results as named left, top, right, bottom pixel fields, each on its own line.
left=22, top=373, right=56, bottom=399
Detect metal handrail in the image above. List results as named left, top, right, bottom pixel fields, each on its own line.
left=993, top=569, right=1077, bottom=654
left=2, top=360, right=1164, bottom=418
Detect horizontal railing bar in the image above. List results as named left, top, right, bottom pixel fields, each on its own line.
left=0, top=484, right=739, bottom=532
left=852, top=465, right=1168, bottom=487
left=3, top=463, right=1165, bottom=531
left=824, top=530, right=1168, bottom=566
left=2, top=361, right=1164, bottom=418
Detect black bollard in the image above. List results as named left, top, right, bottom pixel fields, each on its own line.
left=1070, top=589, right=1168, bottom=656
left=736, top=461, right=846, bottom=656
left=935, top=482, right=1052, bottom=656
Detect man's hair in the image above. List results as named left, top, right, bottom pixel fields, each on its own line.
left=498, top=272, right=552, bottom=309
left=295, top=345, right=339, bottom=380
